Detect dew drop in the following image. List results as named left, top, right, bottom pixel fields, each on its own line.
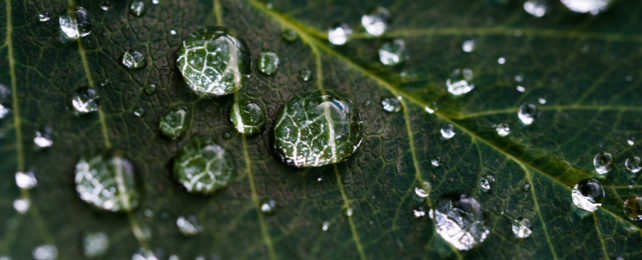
left=378, top=39, right=406, bottom=66
left=75, top=155, right=140, bottom=212
left=15, top=171, right=37, bottom=189
left=447, top=68, right=475, bottom=96
left=497, top=56, right=506, bottom=65
left=480, top=175, right=495, bottom=192
left=380, top=97, right=401, bottom=113
left=59, top=6, right=92, bottom=39
left=321, top=221, right=330, bottom=231
left=440, top=124, right=455, bottom=139
left=299, top=69, right=312, bottom=82
left=593, top=151, right=613, bottom=176
left=495, top=123, right=510, bottom=137
left=281, top=28, right=298, bottom=42
left=133, top=107, right=145, bottom=117
left=169, top=29, right=177, bottom=35
left=121, top=50, right=146, bottom=69
left=343, top=207, right=354, bottom=217
left=512, top=217, right=533, bottom=238
left=176, top=215, right=202, bottom=236
left=129, top=0, right=146, bottom=16
left=625, top=156, right=641, bottom=174
left=13, top=198, right=30, bottom=214
left=538, top=97, right=547, bottom=104
left=177, top=27, right=250, bottom=96
left=431, top=157, right=441, bottom=167
left=424, top=106, right=435, bottom=114
left=173, top=138, right=234, bottom=194
left=523, top=0, right=548, bottom=17
left=361, top=6, right=390, bottom=36
left=71, top=88, right=99, bottom=114
left=32, top=244, right=57, bottom=260
left=462, top=39, right=476, bottom=53
left=521, top=183, right=531, bottom=192
left=259, top=199, right=278, bottom=215
left=39, top=11, right=51, bottom=22
left=571, top=179, right=604, bottom=212
left=258, top=51, right=280, bottom=75
left=414, top=181, right=431, bottom=198
left=100, top=1, right=110, bottom=11
left=623, top=195, right=642, bottom=221
left=34, top=127, right=54, bottom=148
left=560, top=0, right=612, bottom=15
left=626, top=137, right=635, bottom=146
left=328, top=23, right=352, bottom=45
left=0, top=103, right=9, bottom=119
left=152, top=0, right=160, bottom=5
left=517, top=102, right=537, bottom=125
left=429, top=194, right=489, bottom=251
left=514, top=74, right=524, bottom=83
left=516, top=85, right=526, bottom=92
left=83, top=232, right=110, bottom=258
left=144, top=84, right=158, bottom=95
left=159, top=106, right=190, bottom=139
left=230, top=100, right=265, bottom=135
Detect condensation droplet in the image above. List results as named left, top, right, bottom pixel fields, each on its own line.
left=480, top=175, right=495, bottom=192
left=380, top=97, right=401, bottom=113
left=462, top=39, right=476, bottom=53
left=440, top=124, right=455, bottom=139
left=299, top=69, right=312, bottom=82
left=322, top=221, right=330, bottom=231
left=538, top=97, right=547, bottom=104
left=34, top=127, right=54, bottom=148
left=497, top=57, right=506, bottom=65
left=15, top=171, right=37, bottom=189
left=593, top=151, right=613, bottom=176
left=523, top=0, right=548, bottom=17
left=129, top=0, right=146, bottom=16
left=71, top=88, right=99, bottom=114
left=495, top=123, right=510, bottom=137
left=343, top=207, right=354, bottom=217
left=623, top=195, right=642, bottom=221
left=13, top=198, right=30, bottom=214
left=431, top=157, right=441, bottom=167
left=517, top=103, right=537, bottom=125
left=512, top=217, right=533, bottom=238
left=414, top=181, right=431, bottom=198
left=361, top=7, right=390, bottom=36
left=516, top=85, right=526, bottom=92
left=32, top=244, right=57, bottom=260
left=328, top=23, right=352, bottom=45
left=447, top=68, right=475, bottom=96
left=282, top=28, right=298, bottom=42
left=176, top=215, right=202, bottom=236
left=260, top=199, right=278, bottom=215
left=39, top=11, right=51, bottom=22
left=100, top=1, right=110, bottom=11
left=121, top=50, right=146, bottom=69
left=83, top=232, right=110, bottom=258
left=429, top=194, right=489, bottom=251
left=571, top=179, right=604, bottom=212
left=626, top=137, right=635, bottom=146
left=378, top=39, right=406, bottom=66
left=625, top=156, right=641, bottom=174
left=59, top=6, right=92, bottom=39
left=560, top=0, right=612, bottom=15
left=258, top=51, right=280, bottom=75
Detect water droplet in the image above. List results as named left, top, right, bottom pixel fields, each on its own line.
left=173, top=138, right=234, bottom=194
left=431, top=157, right=441, bottom=167
left=495, top=123, right=510, bottom=137
left=71, top=88, right=99, bottom=114
left=39, top=11, right=51, bottom=22
left=560, top=0, right=612, bottom=15
left=229, top=100, right=265, bottom=135
left=538, top=97, right=547, bottom=104
left=343, top=207, right=354, bottom=217
left=34, top=127, right=54, bottom=148
left=132, top=249, right=157, bottom=260
left=259, top=199, right=277, bottom=215
left=521, top=183, right=531, bottom=192
left=512, top=217, right=533, bottom=238
left=273, top=92, right=363, bottom=167
left=480, top=175, right=495, bottom=192
left=129, top=0, right=146, bottom=16
left=32, top=244, right=57, bottom=260
left=83, top=232, right=110, bottom=258
left=258, top=51, right=279, bottom=75
left=440, top=124, right=455, bottom=139
left=523, top=0, right=548, bottom=17
left=100, top=1, right=110, bottom=11
left=144, top=84, right=158, bottom=95
left=627, top=137, right=635, bottom=146
left=623, top=195, right=642, bottom=221
left=514, top=74, right=524, bottom=83
left=74, top=155, right=140, bottom=212
left=571, top=179, right=604, bottom=212
left=447, top=68, right=475, bottom=96
left=625, top=156, right=641, bottom=173
left=121, top=50, right=146, bottom=69
left=462, top=39, right=476, bottom=53
left=593, top=151, right=613, bottom=176
left=361, top=6, right=390, bottom=36
left=380, top=97, right=401, bottom=113
left=424, top=106, right=435, bottom=114
left=169, top=29, right=177, bottom=35
left=321, top=221, right=330, bottom=231
left=328, top=23, right=352, bottom=45
left=414, top=181, right=432, bottom=199
left=413, top=208, right=426, bottom=218
left=159, top=107, right=190, bottom=139
left=177, top=27, right=250, bottom=96
left=176, top=215, right=202, bottom=236
left=516, top=85, right=526, bottom=92
left=378, top=39, right=406, bottom=66
left=15, top=171, right=37, bottom=189
left=517, top=103, right=537, bottom=125
left=497, top=57, right=506, bottom=65
left=59, top=6, right=92, bottom=39
left=281, top=29, right=298, bottom=42
left=152, top=0, right=160, bottom=5
left=429, top=194, right=489, bottom=251
left=0, top=103, right=9, bottom=119
left=133, top=107, right=145, bottom=117
left=299, top=69, right=312, bottom=82
left=13, top=198, right=30, bottom=214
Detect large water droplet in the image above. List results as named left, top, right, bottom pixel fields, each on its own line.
left=32, top=244, right=57, bottom=260
left=273, top=92, right=363, bottom=167
left=173, top=138, right=234, bottom=194
left=495, top=123, right=510, bottom=137
left=159, top=107, right=190, bottom=139
left=380, top=97, right=401, bottom=113
left=623, top=195, right=642, bottom=221
left=512, top=217, right=533, bottom=238
left=447, top=68, right=475, bottom=96
left=523, top=0, right=548, bottom=17
left=177, top=27, right=250, bottom=96
left=129, top=0, right=146, bottom=16
left=517, top=102, right=537, bottom=125
left=59, top=6, right=92, bottom=39
left=361, top=7, right=390, bottom=36
left=328, top=23, right=352, bottom=45
left=414, top=181, right=431, bottom=198
left=176, top=215, right=202, bottom=236
left=378, top=39, right=406, bottom=66
left=74, top=155, right=140, bottom=212
left=626, top=137, right=635, bottom=146
left=429, top=194, right=489, bottom=251
left=39, top=11, right=51, bottom=22
left=83, top=231, right=110, bottom=258
left=13, top=198, right=30, bottom=214
left=560, top=0, right=612, bottom=15
left=625, top=156, right=641, bottom=173
left=71, top=88, right=99, bottom=114
left=593, top=151, right=613, bottom=176
left=571, top=179, right=604, bottom=212
left=462, top=39, right=476, bottom=53
left=230, top=100, right=265, bottom=135
left=281, top=29, right=298, bottom=42
left=121, top=50, right=146, bottom=69
left=15, top=171, right=37, bottom=189
left=34, top=127, right=54, bottom=149
left=259, top=198, right=278, bottom=215
left=440, top=124, right=455, bottom=139
left=258, top=51, right=279, bottom=75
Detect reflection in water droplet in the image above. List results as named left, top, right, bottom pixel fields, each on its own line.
left=440, top=124, right=455, bottom=139
left=322, top=221, right=330, bottom=231
left=517, top=103, right=536, bottom=125
left=129, top=0, right=146, bottom=16
left=59, top=6, right=92, bottom=39
left=571, top=179, right=604, bottom=212
left=512, top=217, right=533, bottom=238
left=299, top=69, right=312, bottom=82
left=13, top=198, right=30, bottom=214
left=593, top=151, right=613, bottom=176
left=173, top=138, right=234, bottom=194
left=447, top=68, right=475, bottom=96
left=523, top=0, right=548, bottom=17
left=75, top=155, right=140, bottom=212
left=34, top=127, right=54, bottom=148
left=72, top=88, right=99, bottom=114
left=429, top=194, right=489, bottom=251
left=39, top=11, right=51, bottom=22
left=625, top=156, right=641, bottom=173
left=258, top=51, right=280, bottom=75
left=495, top=123, right=510, bottom=137
left=121, top=50, right=146, bottom=69
left=480, top=175, right=495, bottom=192
left=15, top=171, right=37, bottom=189
left=623, top=195, right=642, bottom=221
left=159, top=107, right=190, bottom=139
left=260, top=199, right=277, bottom=215
left=378, top=39, right=406, bottom=66
left=32, top=244, right=58, bottom=260
left=176, top=215, right=202, bottom=236
left=83, top=232, right=110, bottom=258
left=462, top=39, right=476, bottom=53
left=230, top=100, right=265, bottom=134
left=560, top=0, right=612, bottom=15
left=414, top=181, right=431, bottom=198
left=282, top=29, right=298, bottom=42
left=328, top=23, right=352, bottom=45
left=361, top=7, right=390, bottom=36
left=380, top=97, right=401, bottom=113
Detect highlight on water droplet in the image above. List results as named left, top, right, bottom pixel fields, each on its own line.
left=623, top=195, right=642, bottom=221
left=380, top=97, right=401, bottom=113
left=321, top=221, right=330, bottom=231
left=75, top=155, right=140, bottom=212
left=512, top=217, right=533, bottom=238
left=593, top=151, right=613, bottom=176
left=361, top=6, right=390, bottom=36
left=173, top=138, right=234, bottom=194
left=413, top=208, right=427, bottom=218
left=429, top=193, right=489, bottom=251
left=299, top=69, right=312, bottom=82
left=517, top=102, right=537, bottom=125
left=129, top=0, right=146, bottom=16
left=34, top=127, right=54, bottom=149
left=144, top=84, right=158, bottom=95
left=133, top=107, right=145, bottom=117
left=39, top=11, right=51, bottom=22
left=59, top=6, right=92, bottom=39
left=159, top=106, right=190, bottom=139
left=121, top=50, right=146, bottom=69
left=560, top=0, right=612, bottom=15
left=258, top=51, right=280, bottom=75
left=523, top=0, right=548, bottom=17
left=328, top=22, right=352, bottom=45
left=521, top=183, right=531, bottom=192
left=229, top=100, right=265, bottom=135
left=71, top=88, right=99, bottom=114
left=176, top=215, right=202, bottom=236
left=571, top=178, right=604, bottom=212
left=282, top=28, right=298, bottom=42
left=462, top=39, right=476, bottom=53
left=537, top=97, right=547, bottom=104
left=378, top=39, right=406, bottom=66
left=447, top=68, right=475, bottom=96
left=440, top=124, right=455, bottom=139
left=495, top=123, right=510, bottom=137
left=32, top=244, right=57, bottom=260
left=83, top=231, right=110, bottom=258
left=15, top=171, right=37, bottom=189
left=260, top=198, right=278, bottom=215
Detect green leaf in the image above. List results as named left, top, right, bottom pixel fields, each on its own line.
left=1, top=0, right=641, bottom=259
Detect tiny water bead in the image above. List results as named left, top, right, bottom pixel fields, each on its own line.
left=380, top=97, right=401, bottom=113
left=258, top=51, right=280, bottom=75
left=361, top=6, right=390, bottom=36
left=517, top=102, right=537, bottom=125
left=343, top=207, right=354, bottom=217
left=495, top=123, right=510, bottom=137
left=159, top=107, right=190, bottom=139
left=173, top=138, right=234, bottom=194
left=0, top=103, right=9, bottom=119
left=516, top=85, right=526, bottom=92
left=152, top=0, right=160, bottom=4
left=378, top=39, right=406, bottom=66
left=521, top=183, right=531, bottom=192
left=133, top=107, right=145, bottom=117
left=571, top=179, right=605, bottom=212
left=39, top=11, right=51, bottom=22
left=413, top=208, right=426, bottom=218
left=75, top=155, right=140, bottom=212
left=512, top=217, right=533, bottom=239
left=625, top=156, right=641, bottom=173
left=497, top=56, right=506, bottom=65
left=15, top=171, right=38, bottom=189
left=13, top=198, right=30, bottom=214
left=100, top=1, right=110, bottom=11
left=71, top=88, right=99, bottom=114
left=322, top=221, right=330, bottom=231
left=129, top=0, right=146, bottom=16
left=623, top=195, right=642, bottom=221
left=299, top=69, right=312, bottom=82
left=176, top=215, right=202, bottom=236
left=121, top=50, right=146, bottom=69
left=414, top=181, right=432, bottom=198
left=446, top=68, right=475, bottom=96
left=83, top=232, right=110, bottom=258
left=144, top=84, right=158, bottom=95
left=523, top=0, right=548, bottom=17
left=593, top=151, right=613, bottom=176
left=626, top=137, right=635, bottom=146
left=429, top=194, right=489, bottom=251
left=229, top=100, right=265, bottom=135
left=431, top=157, right=441, bottom=167
left=59, top=6, right=92, bottom=39
left=260, top=198, right=278, bottom=215
left=273, top=92, right=363, bottom=167
left=34, top=127, right=54, bottom=148
left=177, top=27, right=250, bottom=96
left=32, top=244, right=58, bottom=260
left=328, top=22, right=352, bottom=45
left=462, top=39, right=476, bottom=53
left=560, top=0, right=612, bottom=15
left=480, top=175, right=495, bottom=192
left=440, top=124, right=455, bottom=139
left=281, top=28, right=298, bottom=42
left=538, top=97, right=547, bottom=104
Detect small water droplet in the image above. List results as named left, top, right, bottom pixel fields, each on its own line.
left=13, top=198, right=30, bottom=214
left=83, top=232, right=110, bottom=258
left=431, top=157, right=441, bottom=167
left=626, top=137, right=635, bottom=146
left=59, top=6, right=92, bottom=39
left=34, top=127, right=54, bottom=148
left=571, top=179, right=604, bottom=212
left=413, top=208, right=426, bottom=218
left=480, top=175, right=495, bottom=192
left=317, top=176, right=323, bottom=182
left=447, top=68, right=475, bottom=96
left=121, top=50, right=146, bottom=69
left=429, top=194, right=489, bottom=251
left=378, top=39, right=406, bottom=66
left=129, top=1, right=146, bottom=16
left=71, top=88, right=99, bottom=114
left=440, top=124, right=455, bottom=139
left=343, top=207, right=354, bottom=217
left=523, top=0, right=548, bottom=17
left=100, top=1, right=111, bottom=11
left=230, top=100, right=265, bottom=135
left=424, top=106, right=435, bottom=114
left=133, top=107, right=145, bottom=117
left=159, top=107, right=190, bottom=139
left=132, top=249, right=157, bottom=260
left=259, top=199, right=278, bottom=215
left=0, top=103, right=9, bottom=119
left=321, top=221, right=330, bottom=231
left=258, top=51, right=279, bottom=75
left=281, top=28, right=298, bottom=42
left=625, top=156, right=641, bottom=173
left=623, top=195, right=642, bottom=221
left=462, top=39, right=476, bottom=53
left=328, top=22, right=352, bottom=45
left=495, top=123, right=510, bottom=137
left=75, top=155, right=140, bottom=212
left=512, top=217, right=533, bottom=238
left=32, top=244, right=57, bottom=260
left=39, top=11, right=51, bottom=22
left=15, top=171, right=37, bottom=189
left=144, top=84, right=158, bottom=95
left=361, top=6, right=390, bottom=36
left=173, top=138, right=234, bottom=194
left=152, top=0, right=160, bottom=5
left=497, top=56, right=506, bottom=65
left=99, top=78, right=110, bottom=87
left=593, top=151, right=613, bottom=176
left=521, top=183, right=531, bottom=192
left=516, top=85, right=526, bottom=92
left=299, top=69, right=312, bottom=82
left=380, top=97, right=401, bottom=113
left=538, top=97, right=547, bottom=104
left=414, top=181, right=431, bottom=198
left=176, top=215, right=202, bottom=236
left=514, top=74, right=524, bottom=83
left=517, top=102, right=537, bottom=125
left=560, top=0, right=612, bottom=15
